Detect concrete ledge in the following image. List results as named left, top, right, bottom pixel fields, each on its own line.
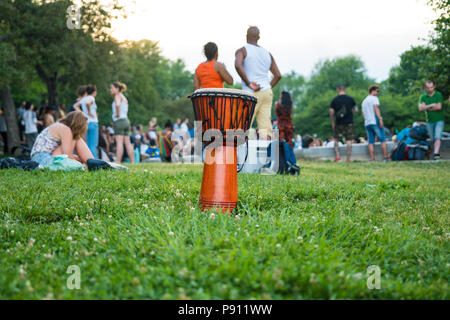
left=295, top=138, right=450, bottom=161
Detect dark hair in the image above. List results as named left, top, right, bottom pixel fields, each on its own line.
left=204, top=42, right=218, bottom=61
left=336, top=84, right=346, bottom=91
left=369, top=85, right=380, bottom=93
left=113, top=82, right=127, bottom=93
left=302, top=135, right=314, bottom=149
left=25, top=102, right=33, bottom=110
left=424, top=80, right=435, bottom=87
left=165, top=120, right=173, bottom=130
left=86, top=84, right=97, bottom=95
left=77, top=85, right=87, bottom=97
left=281, top=91, right=293, bottom=112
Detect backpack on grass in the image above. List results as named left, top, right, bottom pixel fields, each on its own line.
left=267, top=141, right=300, bottom=176
left=407, top=145, right=428, bottom=161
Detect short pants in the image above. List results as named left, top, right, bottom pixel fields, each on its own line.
left=31, top=152, right=53, bottom=168
left=365, top=124, right=386, bottom=144
left=426, top=121, right=444, bottom=141
left=114, top=118, right=131, bottom=136
left=334, top=124, right=354, bottom=141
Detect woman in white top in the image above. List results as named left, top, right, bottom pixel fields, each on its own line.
left=74, top=84, right=99, bottom=158
left=110, top=82, right=134, bottom=164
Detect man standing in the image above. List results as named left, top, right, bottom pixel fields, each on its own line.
left=235, top=26, right=282, bottom=140
left=330, top=85, right=358, bottom=162
left=362, top=85, right=389, bottom=161
left=419, top=81, right=444, bottom=160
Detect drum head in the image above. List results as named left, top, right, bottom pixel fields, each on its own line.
left=189, top=88, right=257, bottom=103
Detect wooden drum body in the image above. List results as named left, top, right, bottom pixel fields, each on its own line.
left=190, top=89, right=257, bottom=213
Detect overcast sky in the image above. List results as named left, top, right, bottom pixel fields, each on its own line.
left=111, top=0, right=437, bottom=82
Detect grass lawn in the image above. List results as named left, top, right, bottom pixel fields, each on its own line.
left=0, top=161, right=449, bottom=299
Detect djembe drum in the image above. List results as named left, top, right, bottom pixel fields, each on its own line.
left=190, top=88, right=257, bottom=213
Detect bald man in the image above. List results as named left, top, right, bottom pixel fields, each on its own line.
left=235, top=26, right=281, bottom=139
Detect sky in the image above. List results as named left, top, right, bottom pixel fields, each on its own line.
left=110, top=0, right=437, bottom=82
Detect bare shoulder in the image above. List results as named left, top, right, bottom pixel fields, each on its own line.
left=235, top=47, right=246, bottom=56
left=50, top=123, right=71, bottom=138
left=214, top=61, right=225, bottom=69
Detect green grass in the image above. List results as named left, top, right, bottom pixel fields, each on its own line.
left=0, top=161, right=449, bottom=299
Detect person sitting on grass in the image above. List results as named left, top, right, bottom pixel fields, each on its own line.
left=31, top=111, right=94, bottom=168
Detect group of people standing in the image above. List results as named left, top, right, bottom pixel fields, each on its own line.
left=329, top=80, right=445, bottom=162
left=68, top=82, right=135, bottom=164
left=194, top=26, right=295, bottom=148
left=28, top=81, right=135, bottom=168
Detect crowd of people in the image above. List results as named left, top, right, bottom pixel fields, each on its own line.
left=291, top=79, right=446, bottom=162
left=192, top=26, right=446, bottom=162
left=0, top=26, right=447, bottom=165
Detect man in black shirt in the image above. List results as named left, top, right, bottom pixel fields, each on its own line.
left=330, top=85, right=358, bottom=162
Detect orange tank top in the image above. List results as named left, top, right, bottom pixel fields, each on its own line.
left=195, top=60, right=224, bottom=89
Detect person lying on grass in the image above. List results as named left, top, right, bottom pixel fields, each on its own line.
left=31, top=111, right=94, bottom=167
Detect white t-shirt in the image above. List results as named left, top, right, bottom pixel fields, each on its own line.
left=362, top=95, right=380, bottom=126
left=22, top=110, right=38, bottom=134
left=81, top=95, right=98, bottom=123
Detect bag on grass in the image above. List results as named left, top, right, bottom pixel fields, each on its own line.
left=266, top=141, right=300, bottom=176
left=86, top=159, right=129, bottom=171
left=0, top=157, right=39, bottom=171
left=407, top=144, right=428, bottom=161
left=48, top=155, right=84, bottom=171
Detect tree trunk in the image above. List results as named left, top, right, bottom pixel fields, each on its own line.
left=35, top=64, right=58, bottom=107
left=47, top=75, right=58, bottom=107
left=1, top=86, right=20, bottom=153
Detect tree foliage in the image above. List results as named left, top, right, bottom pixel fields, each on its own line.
left=292, top=56, right=375, bottom=137
left=385, top=46, right=436, bottom=96
left=272, top=71, right=306, bottom=110
left=304, top=56, right=374, bottom=101
left=427, top=0, right=450, bottom=97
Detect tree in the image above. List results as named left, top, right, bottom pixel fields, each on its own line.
left=96, top=40, right=194, bottom=126
left=294, top=56, right=375, bottom=138
left=304, top=55, right=374, bottom=102
left=165, top=59, right=194, bottom=100
left=272, top=71, right=306, bottom=110
left=1, top=0, right=124, bottom=107
left=427, top=0, right=449, bottom=97
left=386, top=46, right=436, bottom=96
left=0, top=14, right=22, bottom=152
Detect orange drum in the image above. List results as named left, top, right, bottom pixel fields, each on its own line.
left=191, top=88, right=257, bottom=145
left=190, top=88, right=257, bottom=213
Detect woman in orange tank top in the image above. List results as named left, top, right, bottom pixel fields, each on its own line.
left=194, top=42, right=233, bottom=89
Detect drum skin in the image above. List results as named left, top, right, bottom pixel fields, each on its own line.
left=190, top=89, right=257, bottom=213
